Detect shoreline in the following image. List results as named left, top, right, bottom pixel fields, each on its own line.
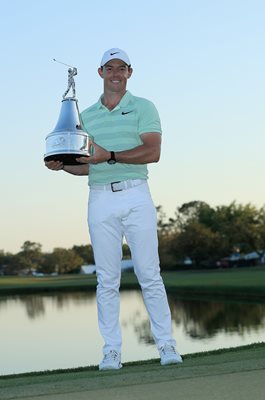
left=1, top=285, right=265, bottom=303
left=1, top=343, right=265, bottom=400
left=1, top=342, right=264, bottom=380
left=1, top=267, right=265, bottom=298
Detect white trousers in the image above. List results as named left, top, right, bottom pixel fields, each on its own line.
left=88, top=181, right=176, bottom=354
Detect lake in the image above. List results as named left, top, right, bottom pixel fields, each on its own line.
left=1, top=290, right=265, bottom=375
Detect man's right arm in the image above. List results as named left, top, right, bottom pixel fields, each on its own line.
left=44, top=160, right=89, bottom=176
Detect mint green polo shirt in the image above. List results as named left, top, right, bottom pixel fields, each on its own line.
left=80, top=91, right=162, bottom=185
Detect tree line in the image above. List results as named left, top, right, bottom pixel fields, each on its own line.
left=0, top=241, right=131, bottom=276
left=1, top=201, right=265, bottom=275
left=157, top=201, right=265, bottom=269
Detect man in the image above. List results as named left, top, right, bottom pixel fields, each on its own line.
left=45, top=48, right=182, bottom=370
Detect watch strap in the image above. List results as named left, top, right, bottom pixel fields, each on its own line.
left=107, top=151, right=116, bottom=164
left=110, top=151, right=116, bottom=161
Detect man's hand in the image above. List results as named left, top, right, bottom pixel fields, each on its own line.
left=76, top=141, right=110, bottom=164
left=45, top=160, right=64, bottom=170
left=44, top=160, right=89, bottom=176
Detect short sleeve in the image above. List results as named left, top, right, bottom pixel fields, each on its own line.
left=137, top=99, right=162, bottom=135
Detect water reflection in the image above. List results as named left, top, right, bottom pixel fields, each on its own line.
left=1, top=292, right=265, bottom=336
left=0, top=292, right=95, bottom=319
left=128, top=295, right=265, bottom=344
left=1, top=291, right=265, bottom=375
left=168, top=296, right=265, bottom=339
left=124, top=312, right=155, bottom=345
left=20, top=296, right=45, bottom=319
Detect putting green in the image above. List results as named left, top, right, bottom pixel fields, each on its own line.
left=1, top=343, right=265, bottom=400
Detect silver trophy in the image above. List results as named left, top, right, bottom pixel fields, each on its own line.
left=44, top=60, right=89, bottom=165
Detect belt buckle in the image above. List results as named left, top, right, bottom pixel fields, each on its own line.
left=111, top=181, right=123, bottom=192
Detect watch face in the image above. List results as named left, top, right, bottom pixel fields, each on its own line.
left=107, top=159, right=116, bottom=164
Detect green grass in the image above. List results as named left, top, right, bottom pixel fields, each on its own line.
left=0, top=274, right=97, bottom=294
left=1, top=266, right=265, bottom=299
left=162, top=267, right=265, bottom=300
left=1, top=342, right=265, bottom=400
left=1, top=342, right=264, bottom=380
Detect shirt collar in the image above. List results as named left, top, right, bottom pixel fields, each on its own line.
left=96, top=91, right=132, bottom=111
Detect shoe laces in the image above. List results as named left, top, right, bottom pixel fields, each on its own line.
left=103, top=350, right=120, bottom=362
left=160, top=344, right=176, bottom=355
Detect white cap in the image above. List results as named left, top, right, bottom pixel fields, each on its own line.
left=100, top=48, right=131, bottom=67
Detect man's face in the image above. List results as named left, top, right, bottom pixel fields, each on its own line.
left=98, top=60, right=133, bottom=93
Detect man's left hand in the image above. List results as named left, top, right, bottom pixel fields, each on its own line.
left=76, top=141, right=110, bottom=164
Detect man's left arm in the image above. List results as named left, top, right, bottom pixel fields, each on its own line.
left=116, top=132, right=161, bottom=164
left=76, top=132, right=161, bottom=165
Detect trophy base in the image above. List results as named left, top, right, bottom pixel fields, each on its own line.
left=44, top=153, right=89, bottom=165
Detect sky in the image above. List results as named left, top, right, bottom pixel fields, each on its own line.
left=0, top=0, right=264, bottom=254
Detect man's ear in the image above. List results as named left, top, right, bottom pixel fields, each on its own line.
left=98, top=67, right=104, bottom=78
left=127, top=67, right=133, bottom=79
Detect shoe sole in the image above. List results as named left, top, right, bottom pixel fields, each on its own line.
left=160, top=358, right=183, bottom=366
left=99, top=364, right=123, bottom=371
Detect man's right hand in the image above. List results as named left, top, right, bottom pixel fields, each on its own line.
left=44, top=160, right=64, bottom=170
left=44, top=160, right=89, bottom=176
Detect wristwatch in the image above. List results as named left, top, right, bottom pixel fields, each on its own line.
left=107, top=151, right=116, bottom=165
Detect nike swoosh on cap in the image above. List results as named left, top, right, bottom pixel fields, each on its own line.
left=110, top=52, right=119, bottom=56
left=122, top=111, right=133, bottom=115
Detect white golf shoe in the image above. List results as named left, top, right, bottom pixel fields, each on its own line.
left=99, top=350, right=122, bottom=371
left=159, top=344, right=183, bottom=365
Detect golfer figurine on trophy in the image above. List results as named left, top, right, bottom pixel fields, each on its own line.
left=63, top=67, right=78, bottom=99
left=44, top=60, right=90, bottom=165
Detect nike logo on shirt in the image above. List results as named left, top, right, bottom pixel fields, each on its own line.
left=122, top=111, right=133, bottom=115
